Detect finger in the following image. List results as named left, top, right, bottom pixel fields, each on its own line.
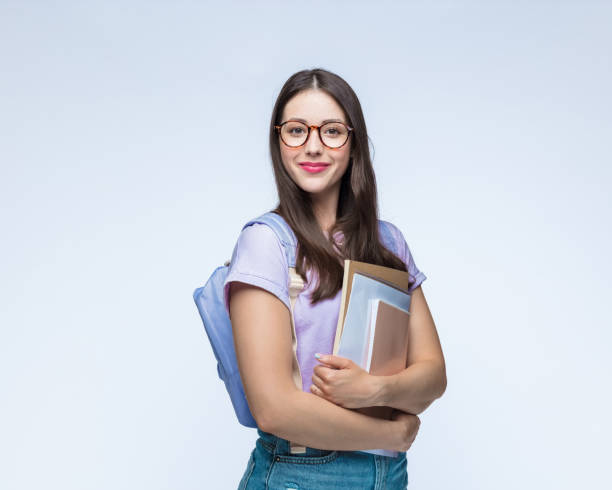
left=309, top=383, right=326, bottom=398
left=313, top=366, right=333, bottom=381
left=314, top=359, right=336, bottom=371
left=315, top=354, right=347, bottom=369
left=311, top=373, right=326, bottom=390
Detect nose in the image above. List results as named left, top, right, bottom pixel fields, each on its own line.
left=304, top=126, right=323, bottom=155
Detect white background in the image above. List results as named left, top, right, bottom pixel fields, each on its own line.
left=1, top=1, right=610, bottom=489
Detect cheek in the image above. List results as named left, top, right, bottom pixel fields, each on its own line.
left=280, top=146, right=291, bottom=161
left=280, top=148, right=296, bottom=173
left=335, top=150, right=351, bottom=171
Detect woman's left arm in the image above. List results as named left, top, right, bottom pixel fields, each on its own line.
left=311, top=286, right=447, bottom=415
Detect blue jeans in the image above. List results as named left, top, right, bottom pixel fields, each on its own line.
left=238, top=428, right=408, bottom=489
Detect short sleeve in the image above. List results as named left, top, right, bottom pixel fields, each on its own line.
left=387, top=222, right=427, bottom=293
left=223, top=223, right=291, bottom=317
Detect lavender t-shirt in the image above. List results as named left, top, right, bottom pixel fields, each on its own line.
left=223, top=221, right=427, bottom=393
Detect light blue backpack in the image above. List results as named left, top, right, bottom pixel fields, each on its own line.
left=193, top=211, right=400, bottom=428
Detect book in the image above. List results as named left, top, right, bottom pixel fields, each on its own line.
left=332, top=259, right=410, bottom=356
left=358, top=300, right=411, bottom=457
left=336, top=270, right=413, bottom=458
left=337, top=272, right=411, bottom=367
left=365, top=299, right=411, bottom=375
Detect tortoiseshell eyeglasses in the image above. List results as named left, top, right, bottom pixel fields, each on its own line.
left=274, top=120, right=354, bottom=149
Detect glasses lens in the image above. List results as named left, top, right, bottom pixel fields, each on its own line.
left=320, top=122, right=349, bottom=148
left=280, top=121, right=308, bottom=147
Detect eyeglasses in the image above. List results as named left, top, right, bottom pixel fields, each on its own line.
left=274, top=120, right=354, bottom=149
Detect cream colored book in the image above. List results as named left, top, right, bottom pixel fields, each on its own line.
left=332, top=259, right=410, bottom=355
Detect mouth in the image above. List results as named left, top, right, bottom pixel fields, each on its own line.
left=298, top=162, right=331, bottom=173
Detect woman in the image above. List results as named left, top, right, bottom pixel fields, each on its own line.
left=224, top=68, right=446, bottom=489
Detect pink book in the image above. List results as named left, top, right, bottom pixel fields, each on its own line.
left=356, top=299, right=410, bottom=422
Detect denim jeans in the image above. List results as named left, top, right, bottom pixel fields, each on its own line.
left=237, top=428, right=408, bottom=489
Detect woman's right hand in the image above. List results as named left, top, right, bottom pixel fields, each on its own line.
left=389, top=410, right=421, bottom=452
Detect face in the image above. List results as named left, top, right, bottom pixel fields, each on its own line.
left=278, top=89, right=352, bottom=199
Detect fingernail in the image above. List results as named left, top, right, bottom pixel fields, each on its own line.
left=314, top=353, right=322, bottom=359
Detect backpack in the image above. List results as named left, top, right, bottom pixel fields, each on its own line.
left=193, top=211, right=400, bottom=429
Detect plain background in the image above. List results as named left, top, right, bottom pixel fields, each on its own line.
left=1, top=1, right=610, bottom=489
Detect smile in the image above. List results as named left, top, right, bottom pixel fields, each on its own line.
left=298, top=162, right=330, bottom=174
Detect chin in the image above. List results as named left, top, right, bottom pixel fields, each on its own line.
left=299, top=185, right=326, bottom=195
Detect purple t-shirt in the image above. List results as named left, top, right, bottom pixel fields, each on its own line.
left=223, top=221, right=426, bottom=393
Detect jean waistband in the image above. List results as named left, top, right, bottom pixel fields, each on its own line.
left=256, top=428, right=338, bottom=457
left=256, top=428, right=408, bottom=461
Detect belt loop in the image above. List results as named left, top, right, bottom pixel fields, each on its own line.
left=271, top=434, right=305, bottom=456
left=273, top=434, right=285, bottom=455
left=271, top=434, right=281, bottom=460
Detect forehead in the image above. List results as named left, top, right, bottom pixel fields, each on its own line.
left=281, top=89, right=347, bottom=124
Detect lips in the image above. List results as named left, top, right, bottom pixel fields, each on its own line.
left=298, top=162, right=330, bottom=168
left=298, top=162, right=330, bottom=174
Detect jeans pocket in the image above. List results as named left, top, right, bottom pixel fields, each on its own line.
left=386, top=451, right=408, bottom=489
left=273, top=450, right=340, bottom=465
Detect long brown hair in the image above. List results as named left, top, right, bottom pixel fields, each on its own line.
left=269, top=68, right=410, bottom=304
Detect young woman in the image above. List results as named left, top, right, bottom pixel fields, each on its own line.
left=224, top=68, right=446, bottom=489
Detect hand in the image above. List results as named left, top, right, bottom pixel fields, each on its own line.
left=309, top=354, right=381, bottom=409
left=389, top=410, right=420, bottom=452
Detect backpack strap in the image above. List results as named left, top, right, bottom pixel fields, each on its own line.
left=242, top=212, right=298, bottom=267
left=287, top=266, right=307, bottom=454
left=378, top=219, right=399, bottom=255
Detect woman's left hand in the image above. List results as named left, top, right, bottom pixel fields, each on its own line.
left=310, top=354, right=381, bottom=409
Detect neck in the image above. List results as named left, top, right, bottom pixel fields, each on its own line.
left=310, top=184, right=340, bottom=233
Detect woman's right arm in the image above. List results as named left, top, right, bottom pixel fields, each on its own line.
left=228, top=281, right=419, bottom=452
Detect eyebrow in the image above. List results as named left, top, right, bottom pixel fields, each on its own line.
left=286, top=117, right=346, bottom=125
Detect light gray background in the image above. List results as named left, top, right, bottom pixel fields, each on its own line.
left=1, top=1, right=610, bottom=489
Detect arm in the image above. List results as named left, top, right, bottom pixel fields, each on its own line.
left=228, top=281, right=403, bottom=451
left=374, top=286, right=447, bottom=414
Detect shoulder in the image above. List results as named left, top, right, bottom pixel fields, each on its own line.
left=230, top=222, right=288, bottom=268
left=236, top=222, right=283, bottom=248
left=224, top=222, right=291, bottom=315
left=378, top=219, right=408, bottom=255
left=378, top=219, right=402, bottom=238
left=380, top=219, right=427, bottom=291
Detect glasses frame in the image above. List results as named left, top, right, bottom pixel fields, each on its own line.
left=274, top=120, right=354, bottom=149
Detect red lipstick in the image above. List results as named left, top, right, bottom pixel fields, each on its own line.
left=298, top=162, right=330, bottom=174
